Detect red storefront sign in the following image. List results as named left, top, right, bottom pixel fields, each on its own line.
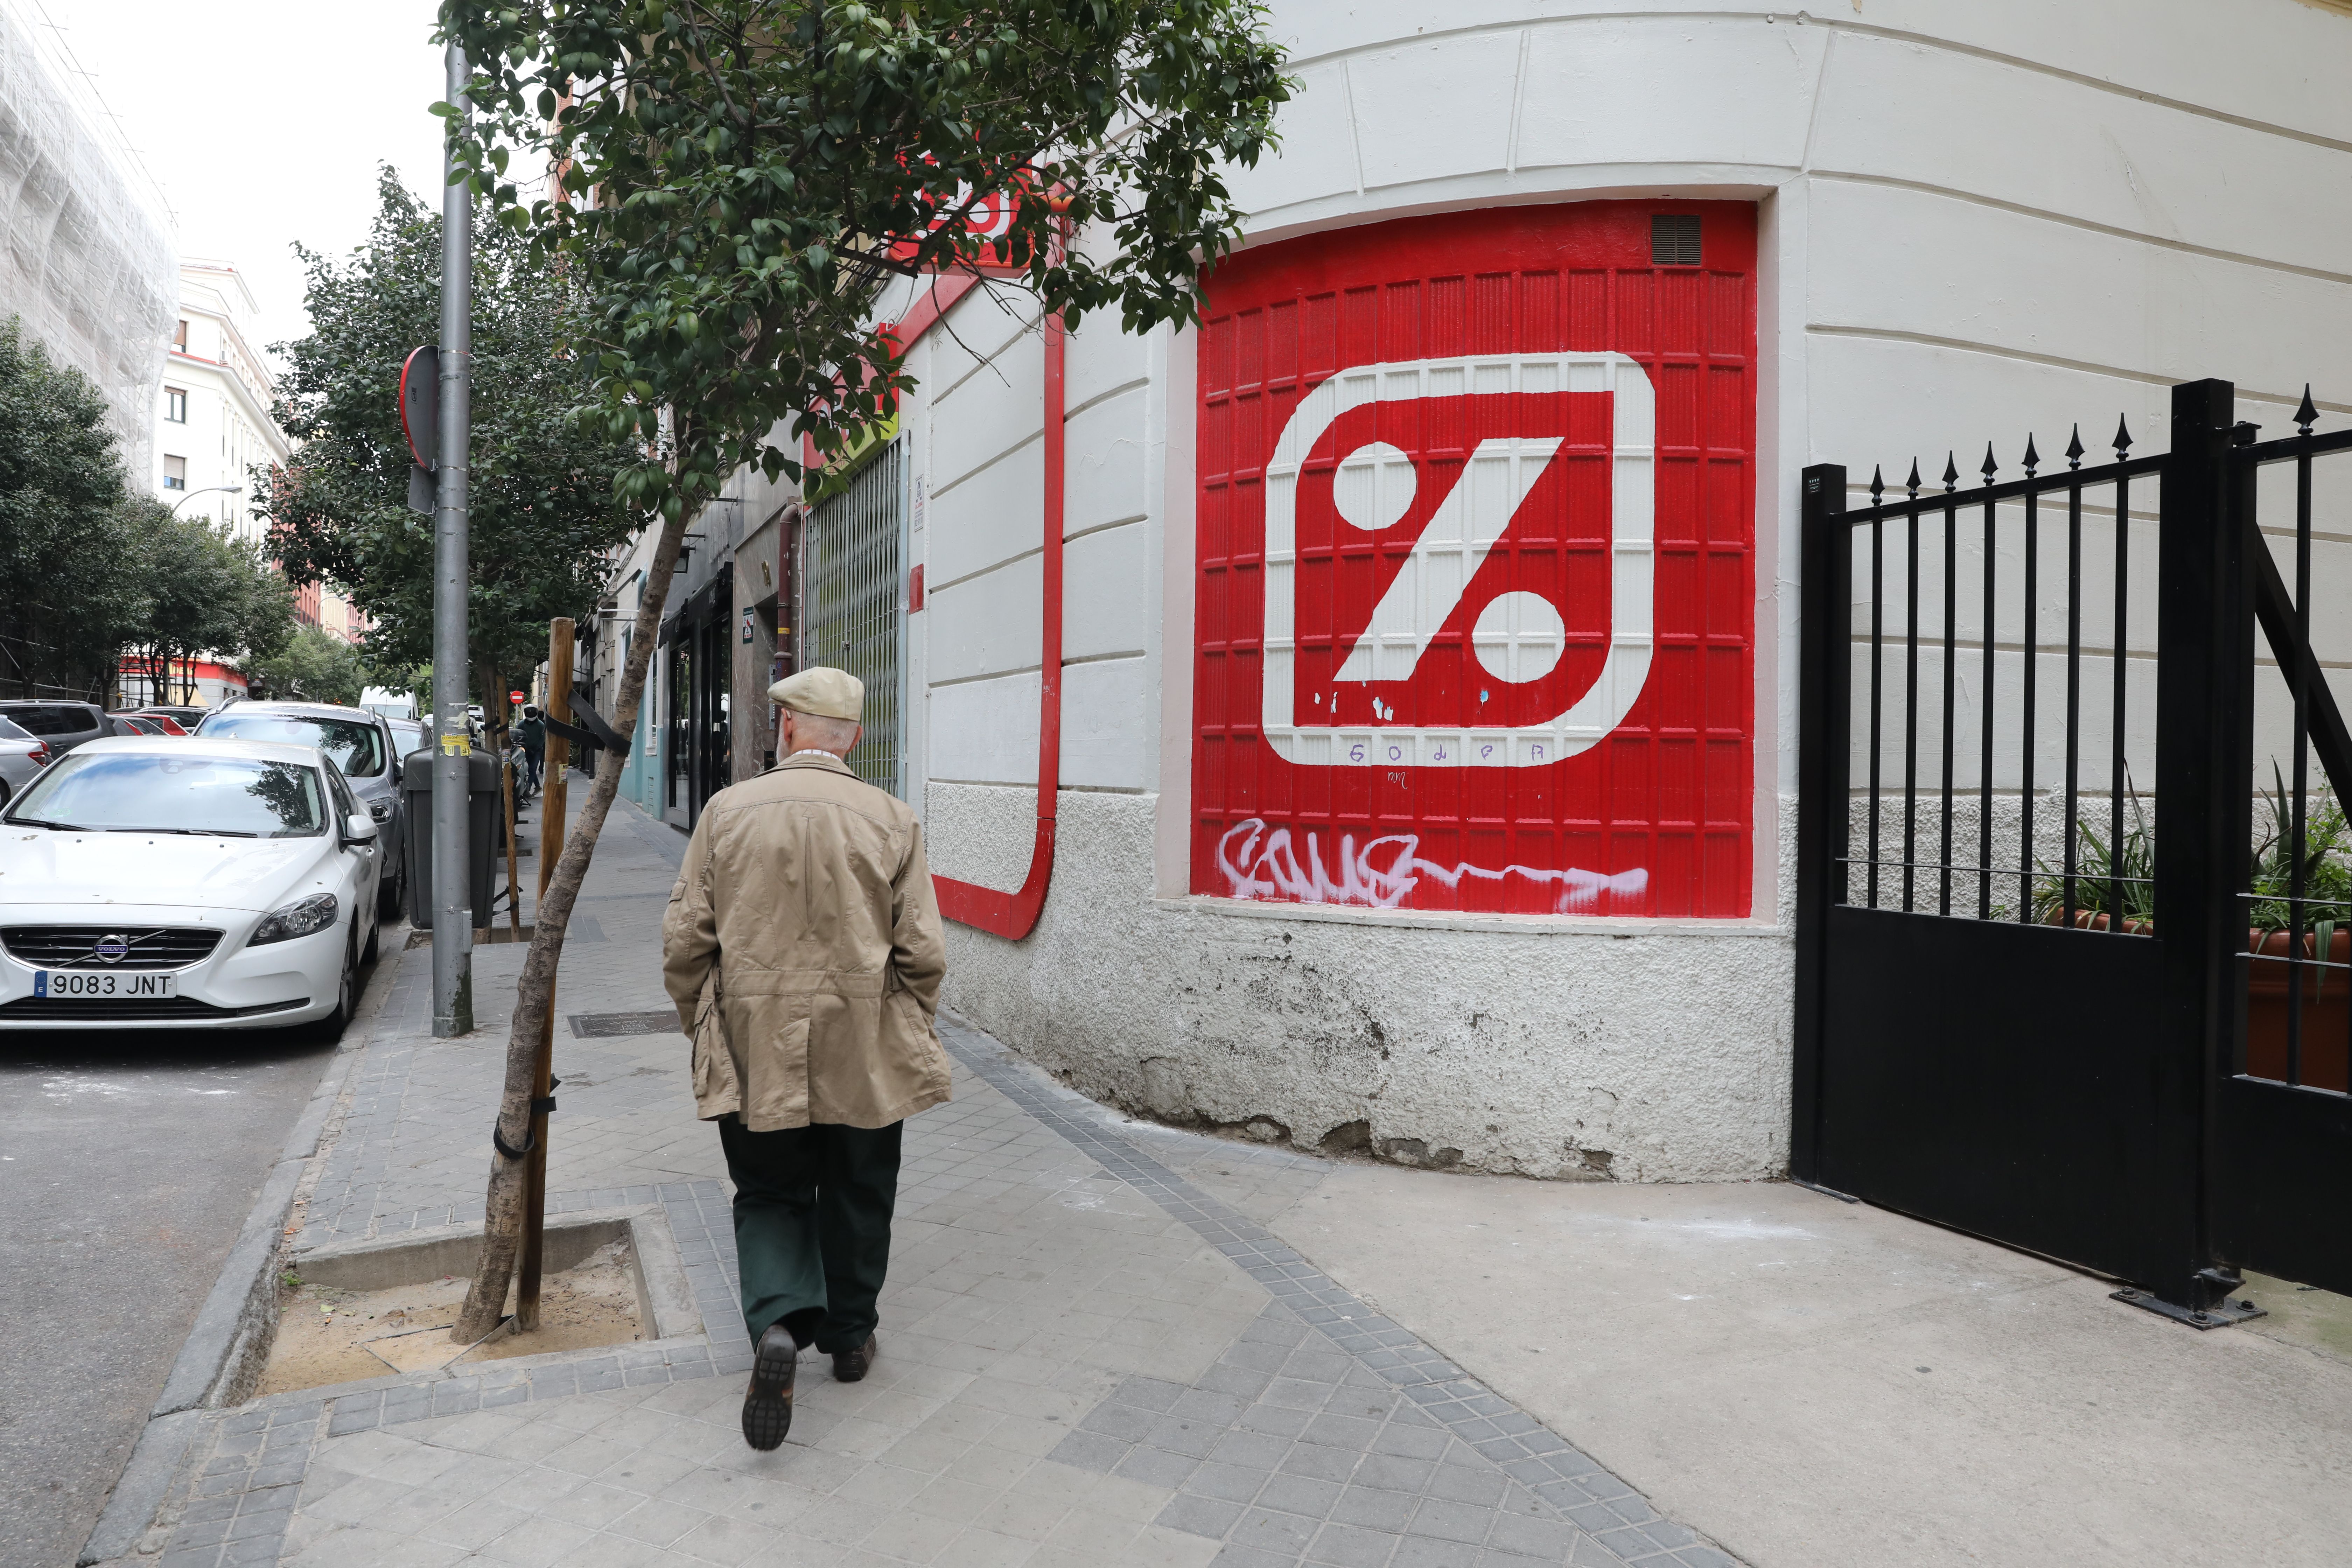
left=887, top=180, right=1027, bottom=272
left=1191, top=203, right=1756, bottom=917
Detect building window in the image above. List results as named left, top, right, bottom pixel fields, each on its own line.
left=165, top=386, right=187, bottom=422
left=162, top=455, right=187, bottom=490
left=801, top=440, right=903, bottom=796
left=172, top=319, right=188, bottom=351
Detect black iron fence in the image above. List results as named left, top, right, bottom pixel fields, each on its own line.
left=1796, top=377, right=2352, bottom=1311
left=1832, top=430, right=2165, bottom=931
left=2235, top=395, right=2352, bottom=1095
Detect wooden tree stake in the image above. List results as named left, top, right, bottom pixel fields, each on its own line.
left=516, top=620, right=572, bottom=1329
left=500, top=685, right=521, bottom=940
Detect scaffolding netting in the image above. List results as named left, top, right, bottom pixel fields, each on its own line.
left=0, top=0, right=177, bottom=479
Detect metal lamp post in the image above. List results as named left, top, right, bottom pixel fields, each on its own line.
left=430, top=38, right=475, bottom=1038
left=169, top=483, right=244, bottom=516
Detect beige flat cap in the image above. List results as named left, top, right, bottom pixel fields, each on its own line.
left=769, top=666, right=863, bottom=721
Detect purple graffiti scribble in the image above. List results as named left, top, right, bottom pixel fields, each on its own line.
left=1214, top=819, right=1648, bottom=913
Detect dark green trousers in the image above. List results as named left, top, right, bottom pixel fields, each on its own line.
left=718, top=1116, right=902, bottom=1353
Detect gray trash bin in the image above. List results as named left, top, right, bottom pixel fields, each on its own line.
left=401, top=750, right=501, bottom=928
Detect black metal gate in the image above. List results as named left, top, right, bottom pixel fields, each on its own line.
left=1795, top=378, right=2352, bottom=1314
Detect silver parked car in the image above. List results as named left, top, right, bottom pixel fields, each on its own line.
left=0, top=713, right=51, bottom=807
left=194, top=701, right=409, bottom=920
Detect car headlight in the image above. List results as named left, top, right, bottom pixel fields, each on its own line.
left=248, top=893, right=339, bottom=947
left=369, top=800, right=393, bottom=823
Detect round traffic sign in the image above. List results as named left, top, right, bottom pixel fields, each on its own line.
left=399, top=346, right=439, bottom=469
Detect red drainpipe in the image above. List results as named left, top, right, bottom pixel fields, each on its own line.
left=930, top=309, right=1064, bottom=939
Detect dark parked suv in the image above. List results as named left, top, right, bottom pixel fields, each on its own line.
left=0, top=701, right=121, bottom=758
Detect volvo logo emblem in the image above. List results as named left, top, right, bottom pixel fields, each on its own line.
left=94, top=934, right=128, bottom=964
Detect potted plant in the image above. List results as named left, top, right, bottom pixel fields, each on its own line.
left=2032, top=784, right=2155, bottom=934
left=2031, top=771, right=2350, bottom=1092
left=2243, top=769, right=2351, bottom=1091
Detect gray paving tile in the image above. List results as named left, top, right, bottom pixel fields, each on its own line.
left=1332, top=1485, right=1421, bottom=1533
left=1115, top=1444, right=1205, bottom=1489
left=1231, top=1504, right=1322, bottom=1555
left=1161, top=1492, right=1250, bottom=1539
left=1259, top=1471, right=1345, bottom=1519
left=1308, top=1520, right=1404, bottom=1567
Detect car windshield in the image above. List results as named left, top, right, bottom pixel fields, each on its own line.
left=0, top=714, right=28, bottom=742
left=1, top=752, right=326, bottom=836
left=199, top=712, right=387, bottom=778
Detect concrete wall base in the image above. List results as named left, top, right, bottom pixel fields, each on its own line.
left=938, top=785, right=1797, bottom=1183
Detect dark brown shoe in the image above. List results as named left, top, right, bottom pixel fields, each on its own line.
left=742, top=1323, right=798, bottom=1450
left=832, top=1334, right=877, bottom=1383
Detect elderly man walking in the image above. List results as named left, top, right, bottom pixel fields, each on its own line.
left=662, top=667, right=950, bottom=1450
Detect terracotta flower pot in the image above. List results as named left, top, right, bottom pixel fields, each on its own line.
left=2049, top=910, right=2154, bottom=935
left=2041, top=913, right=2346, bottom=1090
left=2245, top=927, right=2351, bottom=1092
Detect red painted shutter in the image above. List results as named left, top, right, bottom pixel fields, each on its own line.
left=1192, top=202, right=1757, bottom=917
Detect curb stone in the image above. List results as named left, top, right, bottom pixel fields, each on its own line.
left=75, top=934, right=412, bottom=1567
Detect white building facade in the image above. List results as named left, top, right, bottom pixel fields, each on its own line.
left=156, top=259, right=288, bottom=543
left=775, top=0, right=2352, bottom=1185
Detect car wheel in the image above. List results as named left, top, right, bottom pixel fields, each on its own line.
left=311, top=923, right=359, bottom=1042
left=377, top=852, right=404, bottom=922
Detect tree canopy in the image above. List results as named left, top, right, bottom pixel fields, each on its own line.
left=440, top=0, right=1291, bottom=519
left=121, top=497, right=298, bottom=706
left=246, top=624, right=371, bottom=706
left=266, top=168, right=644, bottom=691
left=0, top=316, right=290, bottom=701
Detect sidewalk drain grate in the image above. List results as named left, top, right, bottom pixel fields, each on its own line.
left=569, top=1010, right=680, bottom=1038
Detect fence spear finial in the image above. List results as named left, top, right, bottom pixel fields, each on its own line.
left=1905, top=459, right=1921, bottom=499
left=2065, top=424, right=2085, bottom=470
left=1981, top=442, right=1998, bottom=483
left=2022, top=434, right=2040, bottom=477
left=1869, top=464, right=1884, bottom=505
left=1942, top=451, right=1959, bottom=492
left=2113, top=414, right=2133, bottom=457
left=2297, top=384, right=2319, bottom=435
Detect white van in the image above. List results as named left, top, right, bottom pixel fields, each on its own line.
left=359, top=687, right=417, bottom=722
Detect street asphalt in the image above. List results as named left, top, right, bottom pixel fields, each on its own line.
left=0, top=1016, right=342, bottom=1568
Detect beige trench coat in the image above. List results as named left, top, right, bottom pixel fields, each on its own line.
left=661, top=752, right=950, bottom=1130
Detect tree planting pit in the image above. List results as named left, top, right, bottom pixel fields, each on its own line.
left=257, top=1206, right=702, bottom=1398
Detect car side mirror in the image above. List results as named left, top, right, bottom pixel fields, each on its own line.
left=344, top=812, right=379, bottom=846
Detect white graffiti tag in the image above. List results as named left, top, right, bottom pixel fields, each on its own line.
left=1215, top=819, right=1648, bottom=913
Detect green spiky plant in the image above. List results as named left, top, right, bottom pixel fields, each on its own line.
left=2032, top=778, right=2156, bottom=931
left=2246, top=764, right=2352, bottom=991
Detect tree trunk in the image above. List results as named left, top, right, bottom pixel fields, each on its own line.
left=453, top=506, right=693, bottom=1341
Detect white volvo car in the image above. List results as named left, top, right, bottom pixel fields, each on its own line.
left=0, top=737, right=383, bottom=1032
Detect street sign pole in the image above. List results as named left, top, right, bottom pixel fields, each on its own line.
left=431, top=37, right=475, bottom=1038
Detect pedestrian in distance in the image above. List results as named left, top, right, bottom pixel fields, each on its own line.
left=514, top=705, right=545, bottom=799
left=661, top=667, right=950, bottom=1451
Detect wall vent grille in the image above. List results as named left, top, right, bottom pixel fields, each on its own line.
left=1651, top=214, right=1702, bottom=267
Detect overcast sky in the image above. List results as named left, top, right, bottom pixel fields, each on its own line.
left=36, top=0, right=448, bottom=358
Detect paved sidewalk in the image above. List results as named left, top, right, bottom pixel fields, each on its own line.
left=115, top=794, right=1732, bottom=1568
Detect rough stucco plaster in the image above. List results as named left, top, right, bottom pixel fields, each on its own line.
left=924, top=774, right=1040, bottom=889
left=937, top=783, right=1798, bottom=1183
